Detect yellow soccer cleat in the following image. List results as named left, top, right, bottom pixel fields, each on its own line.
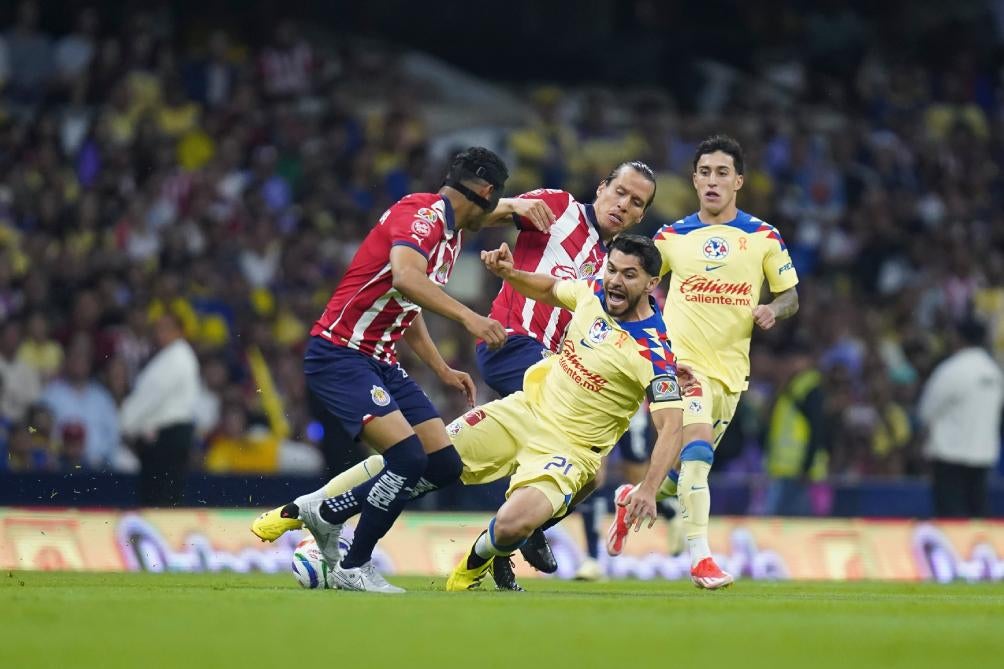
left=445, top=554, right=492, bottom=592
left=251, top=504, right=303, bottom=542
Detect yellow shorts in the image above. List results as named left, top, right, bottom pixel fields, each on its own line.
left=447, top=392, right=600, bottom=516
left=682, top=371, right=741, bottom=448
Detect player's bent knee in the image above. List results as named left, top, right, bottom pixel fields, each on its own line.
left=382, top=434, right=428, bottom=480
left=491, top=511, right=534, bottom=546
left=683, top=423, right=714, bottom=444
left=423, top=445, right=462, bottom=487
left=499, top=487, right=559, bottom=540
left=680, top=440, right=714, bottom=465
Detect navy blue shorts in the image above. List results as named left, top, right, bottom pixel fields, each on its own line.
left=476, top=335, right=550, bottom=397
left=304, top=337, right=439, bottom=439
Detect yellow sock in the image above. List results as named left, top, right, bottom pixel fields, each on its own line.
left=295, top=455, right=385, bottom=507
left=323, top=454, right=385, bottom=496
left=678, top=460, right=712, bottom=565
left=655, top=469, right=680, bottom=501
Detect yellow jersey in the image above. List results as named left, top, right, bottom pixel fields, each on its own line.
left=516, top=278, right=684, bottom=454
left=654, top=210, right=798, bottom=392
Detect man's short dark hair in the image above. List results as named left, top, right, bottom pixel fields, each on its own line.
left=957, top=317, right=987, bottom=347
left=601, top=160, right=657, bottom=208
left=693, top=134, right=745, bottom=175
left=608, top=233, right=661, bottom=277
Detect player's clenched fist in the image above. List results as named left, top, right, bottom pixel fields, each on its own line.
left=463, top=313, right=507, bottom=350
left=480, top=243, right=515, bottom=278
left=509, top=198, right=556, bottom=233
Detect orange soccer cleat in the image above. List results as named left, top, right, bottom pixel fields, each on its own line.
left=690, top=557, right=733, bottom=590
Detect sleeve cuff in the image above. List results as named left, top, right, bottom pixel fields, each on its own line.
left=391, top=240, right=429, bottom=259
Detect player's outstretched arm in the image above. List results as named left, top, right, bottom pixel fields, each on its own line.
left=753, top=286, right=799, bottom=330
left=390, top=246, right=507, bottom=349
left=481, top=242, right=563, bottom=307
left=402, top=313, right=476, bottom=406
left=482, top=197, right=555, bottom=232
left=621, top=406, right=684, bottom=531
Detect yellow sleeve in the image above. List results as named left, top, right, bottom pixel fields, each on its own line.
left=654, top=237, right=672, bottom=277
left=553, top=278, right=590, bottom=311
left=762, top=231, right=799, bottom=293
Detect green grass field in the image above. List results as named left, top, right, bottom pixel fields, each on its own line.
left=3, top=572, right=1003, bottom=669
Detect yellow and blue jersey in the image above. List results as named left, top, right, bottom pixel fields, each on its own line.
left=654, top=210, right=798, bottom=392
left=516, top=278, right=683, bottom=454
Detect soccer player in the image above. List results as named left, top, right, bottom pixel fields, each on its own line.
left=475, top=161, right=657, bottom=588
left=606, top=135, right=799, bottom=589
left=446, top=233, right=686, bottom=591
left=261, top=162, right=659, bottom=590
left=251, top=148, right=510, bottom=593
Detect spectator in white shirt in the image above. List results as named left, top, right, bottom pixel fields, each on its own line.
left=120, top=313, right=200, bottom=506
left=918, top=318, right=1004, bottom=518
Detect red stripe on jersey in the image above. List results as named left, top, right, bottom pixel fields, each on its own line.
left=360, top=296, right=406, bottom=349
left=490, top=230, right=550, bottom=333
left=487, top=191, right=606, bottom=352
left=654, top=225, right=678, bottom=240
left=311, top=193, right=460, bottom=364
left=560, top=220, right=591, bottom=261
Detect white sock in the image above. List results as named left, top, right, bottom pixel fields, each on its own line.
left=687, top=535, right=711, bottom=565
left=473, top=530, right=503, bottom=560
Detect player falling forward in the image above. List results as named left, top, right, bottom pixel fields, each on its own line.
left=251, top=148, right=509, bottom=593
left=607, top=135, right=799, bottom=589
left=446, top=234, right=686, bottom=591
left=474, top=161, right=658, bottom=589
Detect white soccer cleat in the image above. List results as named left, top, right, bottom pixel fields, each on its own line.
left=690, top=557, right=733, bottom=590
left=297, top=499, right=344, bottom=567
left=331, top=560, right=405, bottom=594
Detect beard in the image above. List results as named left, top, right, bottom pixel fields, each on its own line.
left=608, top=292, right=643, bottom=317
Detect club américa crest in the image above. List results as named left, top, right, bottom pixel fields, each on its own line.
left=703, top=237, right=729, bottom=261
left=588, top=318, right=613, bottom=344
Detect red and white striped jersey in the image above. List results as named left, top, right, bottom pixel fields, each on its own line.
left=311, top=193, right=461, bottom=365
left=488, top=189, right=608, bottom=352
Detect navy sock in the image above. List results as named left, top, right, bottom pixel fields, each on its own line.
left=317, top=444, right=460, bottom=526
left=580, top=497, right=602, bottom=560
left=330, top=435, right=427, bottom=569
left=411, top=445, right=462, bottom=499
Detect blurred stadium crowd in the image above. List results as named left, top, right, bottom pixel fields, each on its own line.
left=1, top=1, right=1002, bottom=500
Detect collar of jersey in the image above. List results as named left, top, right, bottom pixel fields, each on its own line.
left=593, top=278, right=663, bottom=332
left=583, top=204, right=607, bottom=252
left=674, top=209, right=754, bottom=235
left=439, top=194, right=456, bottom=235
